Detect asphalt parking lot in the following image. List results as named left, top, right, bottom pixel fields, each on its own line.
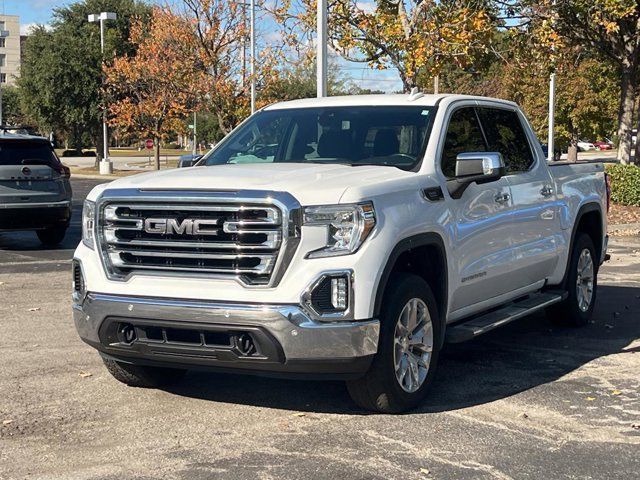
left=1, top=177, right=639, bottom=479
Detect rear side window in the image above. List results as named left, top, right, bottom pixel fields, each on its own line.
left=440, top=107, right=486, bottom=178
left=0, top=141, right=59, bottom=166
left=476, top=108, right=534, bottom=173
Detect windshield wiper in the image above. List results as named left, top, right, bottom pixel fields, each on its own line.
left=348, top=162, right=406, bottom=170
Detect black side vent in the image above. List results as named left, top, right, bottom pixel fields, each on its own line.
left=72, top=260, right=84, bottom=294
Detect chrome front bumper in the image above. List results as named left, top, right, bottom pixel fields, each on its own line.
left=73, top=293, right=379, bottom=377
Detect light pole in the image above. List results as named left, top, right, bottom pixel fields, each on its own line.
left=236, top=1, right=257, bottom=113
left=548, top=72, right=556, bottom=161
left=88, top=12, right=117, bottom=175
left=547, top=0, right=557, bottom=162
left=317, top=0, right=327, bottom=97
left=0, top=26, right=9, bottom=125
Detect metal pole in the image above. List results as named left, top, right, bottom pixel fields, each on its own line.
left=548, top=0, right=556, bottom=162
left=433, top=75, right=439, bottom=95
left=241, top=3, right=246, bottom=88
left=317, top=0, right=327, bottom=97
left=548, top=72, right=556, bottom=161
left=250, top=0, right=255, bottom=113
left=100, top=18, right=111, bottom=173
left=192, top=112, right=197, bottom=156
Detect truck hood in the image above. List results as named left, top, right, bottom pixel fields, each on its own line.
left=93, top=163, right=414, bottom=205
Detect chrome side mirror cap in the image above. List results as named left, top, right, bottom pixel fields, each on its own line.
left=448, top=152, right=505, bottom=199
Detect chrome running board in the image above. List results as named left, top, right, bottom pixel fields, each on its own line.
left=445, top=290, right=568, bottom=343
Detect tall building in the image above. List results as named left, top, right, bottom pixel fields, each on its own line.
left=0, top=15, right=21, bottom=86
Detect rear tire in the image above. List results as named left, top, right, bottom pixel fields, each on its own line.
left=36, top=226, right=67, bottom=246
left=347, top=274, right=441, bottom=413
left=102, top=356, right=186, bottom=388
left=547, top=233, right=598, bottom=327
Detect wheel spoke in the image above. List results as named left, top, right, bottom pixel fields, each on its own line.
left=406, top=300, right=418, bottom=332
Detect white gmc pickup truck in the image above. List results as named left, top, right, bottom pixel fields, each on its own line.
left=73, top=94, right=609, bottom=412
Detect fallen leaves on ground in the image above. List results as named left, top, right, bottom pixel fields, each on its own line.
left=78, top=371, right=93, bottom=378
left=611, top=389, right=622, bottom=395
left=27, top=307, right=40, bottom=312
left=586, top=396, right=596, bottom=401
left=291, top=412, right=306, bottom=418
left=608, top=203, right=640, bottom=226
left=2, top=419, right=13, bottom=426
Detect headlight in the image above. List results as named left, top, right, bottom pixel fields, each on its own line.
left=303, top=202, right=375, bottom=258
left=82, top=200, right=96, bottom=249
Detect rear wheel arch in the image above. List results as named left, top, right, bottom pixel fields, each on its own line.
left=558, top=202, right=604, bottom=289
left=374, top=233, right=448, bottom=341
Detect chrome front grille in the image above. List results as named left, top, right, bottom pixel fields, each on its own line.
left=97, top=191, right=300, bottom=286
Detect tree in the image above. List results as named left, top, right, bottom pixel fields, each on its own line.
left=271, top=0, right=496, bottom=92
left=506, top=0, right=640, bottom=163
left=105, top=7, right=207, bottom=169
left=1, top=86, right=28, bottom=127
left=260, top=58, right=360, bottom=101
left=18, top=0, right=150, bottom=158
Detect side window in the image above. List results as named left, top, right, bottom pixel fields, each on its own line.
left=440, top=108, right=486, bottom=178
left=477, top=108, right=534, bottom=173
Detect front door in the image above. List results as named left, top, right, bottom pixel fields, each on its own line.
left=438, top=106, right=516, bottom=316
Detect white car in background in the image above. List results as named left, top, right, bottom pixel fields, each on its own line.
left=577, top=141, right=596, bottom=151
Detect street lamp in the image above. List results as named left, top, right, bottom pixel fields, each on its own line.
left=0, top=26, right=10, bottom=125
left=236, top=1, right=256, bottom=113
left=88, top=12, right=117, bottom=175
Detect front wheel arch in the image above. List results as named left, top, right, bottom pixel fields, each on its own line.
left=373, top=233, right=448, bottom=345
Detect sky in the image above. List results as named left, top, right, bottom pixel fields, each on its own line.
left=2, top=0, right=403, bottom=92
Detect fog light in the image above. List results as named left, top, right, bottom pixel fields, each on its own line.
left=331, top=277, right=348, bottom=310
left=303, top=271, right=352, bottom=319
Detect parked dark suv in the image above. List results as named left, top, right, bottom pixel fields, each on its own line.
left=0, top=135, right=72, bottom=245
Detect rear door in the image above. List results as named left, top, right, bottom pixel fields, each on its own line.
left=0, top=139, right=69, bottom=205
left=476, top=106, right=561, bottom=288
left=438, top=106, right=516, bottom=315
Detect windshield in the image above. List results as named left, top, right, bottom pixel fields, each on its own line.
left=203, top=106, right=436, bottom=170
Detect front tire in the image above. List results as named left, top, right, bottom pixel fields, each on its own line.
left=36, top=226, right=67, bottom=246
left=102, top=356, right=186, bottom=388
left=547, top=233, right=598, bottom=326
left=347, top=274, right=441, bottom=413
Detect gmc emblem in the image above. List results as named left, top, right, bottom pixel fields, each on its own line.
left=143, top=218, right=219, bottom=236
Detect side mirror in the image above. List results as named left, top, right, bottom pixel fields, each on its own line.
left=447, top=152, right=505, bottom=199
left=177, top=155, right=202, bottom=168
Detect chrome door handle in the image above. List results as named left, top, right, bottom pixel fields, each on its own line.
left=494, top=193, right=510, bottom=204
left=540, top=186, right=554, bottom=197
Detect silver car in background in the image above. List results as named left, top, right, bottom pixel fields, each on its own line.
left=0, top=134, right=72, bottom=245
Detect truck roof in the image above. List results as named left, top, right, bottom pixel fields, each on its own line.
left=263, top=93, right=519, bottom=110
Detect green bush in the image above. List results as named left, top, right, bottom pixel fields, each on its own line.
left=606, top=163, right=640, bottom=206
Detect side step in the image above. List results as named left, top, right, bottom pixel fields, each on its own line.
left=445, top=290, right=568, bottom=343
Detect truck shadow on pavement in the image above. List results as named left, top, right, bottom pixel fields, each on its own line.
left=166, top=284, right=640, bottom=414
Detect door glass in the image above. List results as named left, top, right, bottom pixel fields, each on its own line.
left=440, top=108, right=486, bottom=178
left=477, top=108, right=534, bottom=173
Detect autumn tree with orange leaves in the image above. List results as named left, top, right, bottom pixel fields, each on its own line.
left=179, top=0, right=288, bottom=134
left=271, top=0, right=496, bottom=92
left=105, top=7, right=206, bottom=169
